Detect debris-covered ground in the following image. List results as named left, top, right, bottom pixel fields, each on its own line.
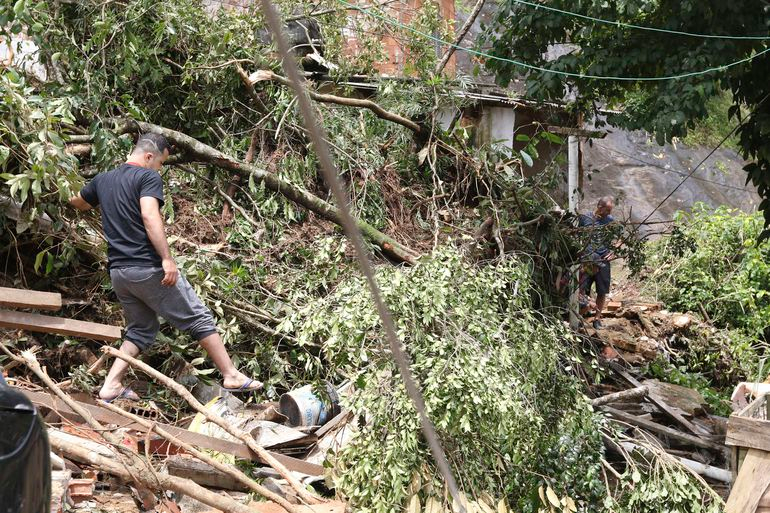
left=2, top=1, right=770, bottom=513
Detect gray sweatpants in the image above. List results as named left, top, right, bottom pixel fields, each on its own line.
left=110, top=266, right=218, bottom=351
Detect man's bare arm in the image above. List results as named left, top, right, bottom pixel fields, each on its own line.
left=68, top=193, right=93, bottom=211
left=139, top=196, right=178, bottom=286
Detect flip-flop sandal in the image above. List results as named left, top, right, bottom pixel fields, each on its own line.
left=222, top=378, right=264, bottom=393
left=100, top=387, right=140, bottom=403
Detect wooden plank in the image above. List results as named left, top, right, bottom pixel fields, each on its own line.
left=0, top=286, right=62, bottom=311
left=603, top=407, right=723, bottom=451
left=726, top=414, right=770, bottom=452
left=726, top=449, right=770, bottom=513
left=166, top=455, right=249, bottom=491
left=315, top=410, right=352, bottom=439
left=0, top=308, right=121, bottom=341
left=20, top=389, right=325, bottom=476
left=609, top=361, right=708, bottom=436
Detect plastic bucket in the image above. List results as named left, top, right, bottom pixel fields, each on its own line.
left=279, top=382, right=340, bottom=427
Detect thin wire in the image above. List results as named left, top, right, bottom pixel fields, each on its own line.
left=511, top=0, right=770, bottom=40
left=639, top=93, right=770, bottom=226
left=592, top=142, right=752, bottom=192
left=257, top=0, right=466, bottom=509
left=341, top=0, right=770, bottom=81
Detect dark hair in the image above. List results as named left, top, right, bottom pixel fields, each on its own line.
left=133, top=133, right=171, bottom=156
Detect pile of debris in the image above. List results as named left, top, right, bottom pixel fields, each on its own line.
left=4, top=347, right=352, bottom=513
left=589, top=301, right=701, bottom=364
left=584, top=302, right=735, bottom=497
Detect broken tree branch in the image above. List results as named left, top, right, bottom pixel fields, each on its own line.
left=102, top=346, right=323, bottom=505
left=591, top=386, right=649, bottom=407
left=114, top=118, right=419, bottom=264
left=435, top=0, right=485, bottom=74
left=99, top=400, right=300, bottom=513
left=249, top=69, right=422, bottom=134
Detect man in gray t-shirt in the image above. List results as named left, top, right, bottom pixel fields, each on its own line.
left=70, top=133, right=262, bottom=401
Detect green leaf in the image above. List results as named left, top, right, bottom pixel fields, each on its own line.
left=0, top=146, right=9, bottom=167
left=34, top=250, right=46, bottom=273
left=13, top=0, right=25, bottom=16
left=519, top=150, right=534, bottom=167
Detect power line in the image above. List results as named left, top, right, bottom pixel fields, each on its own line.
left=340, top=0, right=770, bottom=81
left=638, top=93, right=770, bottom=225
left=511, top=0, right=770, bottom=40
left=592, top=142, right=752, bottom=192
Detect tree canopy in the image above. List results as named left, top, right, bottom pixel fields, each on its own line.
left=483, top=0, right=770, bottom=227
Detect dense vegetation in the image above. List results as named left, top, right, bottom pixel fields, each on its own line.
left=0, top=1, right=742, bottom=512
left=644, top=205, right=768, bottom=413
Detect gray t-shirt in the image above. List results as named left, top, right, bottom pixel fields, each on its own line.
left=80, top=164, right=165, bottom=269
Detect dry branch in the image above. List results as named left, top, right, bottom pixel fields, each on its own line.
left=114, top=119, right=419, bottom=264
left=591, top=386, right=649, bottom=407
left=435, top=0, right=486, bottom=74
left=99, top=400, right=300, bottom=513
left=102, top=346, right=323, bottom=505
left=48, top=431, right=258, bottom=513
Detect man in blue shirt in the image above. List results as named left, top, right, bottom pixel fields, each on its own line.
left=578, top=196, right=615, bottom=330
left=70, top=133, right=262, bottom=401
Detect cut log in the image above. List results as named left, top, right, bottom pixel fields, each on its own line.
left=603, top=407, right=723, bottom=451
left=0, top=309, right=121, bottom=341
left=0, top=286, right=62, bottom=311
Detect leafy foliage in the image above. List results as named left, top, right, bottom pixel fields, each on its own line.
left=646, top=204, right=770, bottom=338
left=290, top=248, right=605, bottom=513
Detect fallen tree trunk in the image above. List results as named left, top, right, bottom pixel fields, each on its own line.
left=114, top=119, right=419, bottom=264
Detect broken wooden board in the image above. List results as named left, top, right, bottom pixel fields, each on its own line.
left=603, top=407, right=723, bottom=452
left=594, top=329, right=659, bottom=360
left=0, top=309, right=121, bottom=341
left=249, top=421, right=316, bottom=449
left=609, top=361, right=709, bottom=436
left=725, top=448, right=770, bottom=513
left=248, top=500, right=347, bottom=513
left=726, top=394, right=770, bottom=452
left=0, top=286, right=62, bottom=311
left=642, top=379, right=708, bottom=417
left=21, top=389, right=325, bottom=476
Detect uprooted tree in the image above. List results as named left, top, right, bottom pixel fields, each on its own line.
left=0, top=1, right=728, bottom=512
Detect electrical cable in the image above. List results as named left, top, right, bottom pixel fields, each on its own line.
left=638, top=93, right=770, bottom=226
left=258, top=0, right=466, bottom=509
left=510, top=0, right=770, bottom=40
left=339, top=0, right=770, bottom=81
left=592, top=142, right=752, bottom=192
